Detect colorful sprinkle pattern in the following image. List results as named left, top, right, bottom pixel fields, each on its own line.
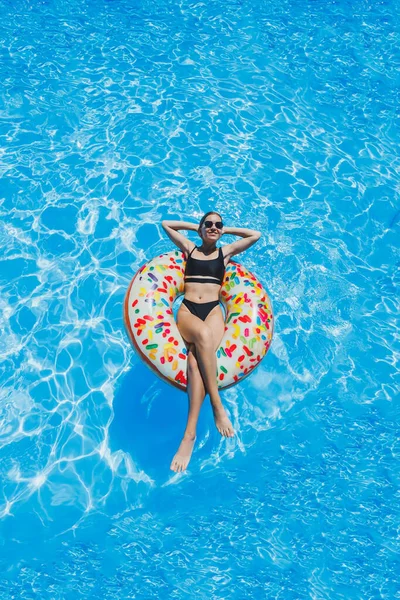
left=124, top=250, right=274, bottom=391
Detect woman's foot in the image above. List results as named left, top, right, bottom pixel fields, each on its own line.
left=212, top=404, right=235, bottom=437
left=170, top=433, right=197, bottom=472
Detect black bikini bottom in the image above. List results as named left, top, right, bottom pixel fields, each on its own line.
left=182, top=299, right=220, bottom=321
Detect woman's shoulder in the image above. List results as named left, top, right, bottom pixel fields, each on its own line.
left=184, top=242, right=197, bottom=259
left=221, top=245, right=231, bottom=266
left=221, top=244, right=230, bottom=258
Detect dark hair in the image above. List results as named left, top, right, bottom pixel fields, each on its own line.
left=198, top=211, right=223, bottom=230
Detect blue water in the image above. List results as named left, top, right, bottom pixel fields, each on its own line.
left=0, top=0, right=399, bottom=597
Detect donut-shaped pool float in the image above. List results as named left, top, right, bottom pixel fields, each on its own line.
left=124, top=250, right=274, bottom=391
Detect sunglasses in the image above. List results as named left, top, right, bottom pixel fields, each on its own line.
left=204, top=220, right=224, bottom=230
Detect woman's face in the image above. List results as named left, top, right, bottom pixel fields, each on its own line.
left=199, top=213, right=224, bottom=242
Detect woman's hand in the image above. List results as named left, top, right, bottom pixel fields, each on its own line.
left=161, top=220, right=197, bottom=256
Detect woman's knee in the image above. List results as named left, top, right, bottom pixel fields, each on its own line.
left=194, top=326, right=213, bottom=349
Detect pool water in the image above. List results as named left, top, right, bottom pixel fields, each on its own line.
left=0, top=0, right=399, bottom=597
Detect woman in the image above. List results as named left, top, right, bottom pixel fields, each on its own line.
left=162, top=212, right=261, bottom=472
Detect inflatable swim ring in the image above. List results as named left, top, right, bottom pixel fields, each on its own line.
left=124, top=250, right=274, bottom=391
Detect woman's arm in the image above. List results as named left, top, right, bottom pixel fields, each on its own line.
left=161, top=220, right=197, bottom=255
left=222, top=226, right=261, bottom=260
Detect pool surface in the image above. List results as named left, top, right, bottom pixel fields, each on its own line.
left=0, top=0, right=399, bottom=597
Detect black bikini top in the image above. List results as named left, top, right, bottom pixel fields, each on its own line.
left=184, top=246, right=225, bottom=285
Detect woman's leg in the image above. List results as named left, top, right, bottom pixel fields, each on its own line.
left=176, top=305, right=224, bottom=409
left=185, top=345, right=206, bottom=435
left=170, top=304, right=234, bottom=471
left=170, top=344, right=206, bottom=473
left=202, top=307, right=234, bottom=438
left=170, top=305, right=234, bottom=472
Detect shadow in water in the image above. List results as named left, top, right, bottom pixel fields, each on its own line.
left=110, top=362, right=214, bottom=479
